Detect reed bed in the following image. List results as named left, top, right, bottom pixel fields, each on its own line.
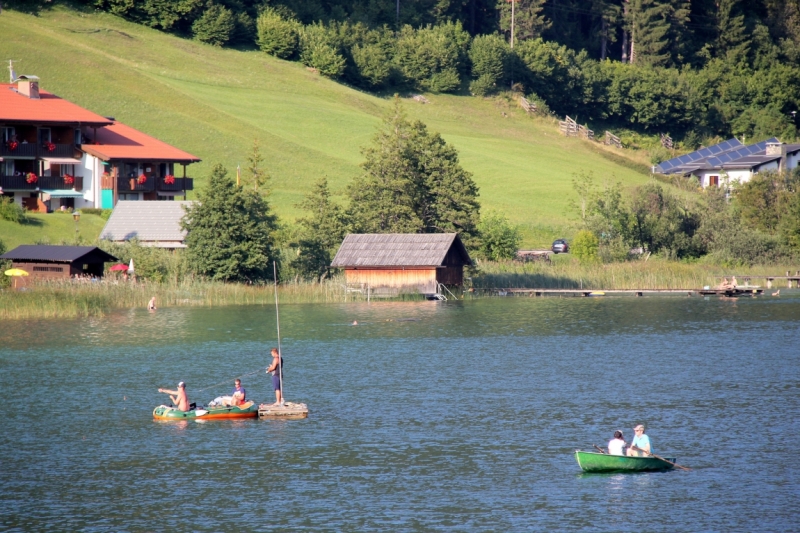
left=0, top=275, right=360, bottom=320
left=471, top=258, right=799, bottom=291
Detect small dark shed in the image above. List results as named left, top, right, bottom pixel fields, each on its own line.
left=330, top=233, right=471, bottom=295
left=1, top=245, right=118, bottom=285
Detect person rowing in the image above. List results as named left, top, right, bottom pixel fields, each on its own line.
left=627, top=424, right=651, bottom=456
left=158, top=382, right=189, bottom=411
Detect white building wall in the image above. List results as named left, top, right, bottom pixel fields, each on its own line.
left=77, top=153, right=98, bottom=209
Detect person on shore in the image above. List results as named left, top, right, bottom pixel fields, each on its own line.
left=266, top=348, right=283, bottom=406
left=158, top=382, right=189, bottom=411
left=608, top=430, right=626, bottom=456
left=148, top=297, right=156, bottom=311
left=231, top=378, right=246, bottom=406
left=627, top=424, right=651, bottom=456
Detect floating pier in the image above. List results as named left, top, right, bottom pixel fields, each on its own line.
left=258, top=401, right=309, bottom=419
left=481, top=288, right=768, bottom=297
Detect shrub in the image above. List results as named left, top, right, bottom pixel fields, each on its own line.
left=572, top=229, right=600, bottom=264
left=299, top=23, right=346, bottom=78
left=394, top=23, right=468, bottom=93
left=351, top=41, right=394, bottom=88
left=79, top=208, right=113, bottom=220
left=0, top=197, right=26, bottom=224
left=469, top=34, right=509, bottom=96
left=477, top=213, right=521, bottom=261
left=192, top=3, right=235, bottom=47
left=231, top=12, right=256, bottom=46
left=256, top=7, right=300, bottom=59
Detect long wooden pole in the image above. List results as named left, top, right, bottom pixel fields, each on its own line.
left=273, top=261, right=284, bottom=404
left=631, top=446, right=691, bottom=471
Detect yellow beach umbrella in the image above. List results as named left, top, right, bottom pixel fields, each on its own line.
left=4, top=268, right=29, bottom=289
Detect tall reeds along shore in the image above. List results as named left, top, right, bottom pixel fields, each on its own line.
left=470, top=258, right=797, bottom=291
left=0, top=276, right=358, bottom=319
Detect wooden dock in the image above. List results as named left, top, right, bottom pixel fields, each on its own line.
left=258, top=401, right=308, bottom=419
left=717, top=273, right=800, bottom=289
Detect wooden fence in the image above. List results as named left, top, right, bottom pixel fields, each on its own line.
left=559, top=115, right=593, bottom=140
left=604, top=131, right=622, bottom=148
left=660, top=133, right=673, bottom=149
left=519, top=97, right=537, bottom=114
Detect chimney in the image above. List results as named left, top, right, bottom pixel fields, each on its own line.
left=766, top=141, right=788, bottom=172
left=16, top=75, right=40, bottom=99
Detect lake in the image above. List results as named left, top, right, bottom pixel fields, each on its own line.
left=1, top=295, right=798, bottom=532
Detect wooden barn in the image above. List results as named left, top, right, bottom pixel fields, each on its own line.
left=330, top=233, right=472, bottom=295
left=1, top=245, right=118, bottom=286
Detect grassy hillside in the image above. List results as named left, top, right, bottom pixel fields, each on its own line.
left=0, top=6, right=654, bottom=247
left=0, top=213, right=108, bottom=250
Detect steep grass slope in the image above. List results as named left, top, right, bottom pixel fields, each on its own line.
left=0, top=7, right=652, bottom=246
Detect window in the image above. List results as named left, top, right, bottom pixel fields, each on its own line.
left=74, top=129, right=82, bottom=145
left=119, top=193, right=140, bottom=201
left=3, top=127, right=15, bottom=142
left=3, top=160, right=13, bottom=176
left=39, top=128, right=51, bottom=144
left=709, top=175, right=719, bottom=187
left=32, top=266, right=64, bottom=272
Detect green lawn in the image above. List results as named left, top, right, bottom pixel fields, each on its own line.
left=0, top=213, right=109, bottom=250
left=0, top=7, right=654, bottom=247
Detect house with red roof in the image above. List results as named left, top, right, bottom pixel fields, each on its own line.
left=1, top=74, right=200, bottom=211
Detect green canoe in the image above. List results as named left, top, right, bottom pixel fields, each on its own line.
left=575, top=451, right=676, bottom=473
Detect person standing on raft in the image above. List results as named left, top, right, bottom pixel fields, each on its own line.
left=158, top=382, right=189, bottom=411
left=266, top=348, right=283, bottom=406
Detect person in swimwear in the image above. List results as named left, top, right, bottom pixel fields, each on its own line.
left=158, top=382, right=189, bottom=411
left=231, top=378, right=246, bottom=406
left=266, top=348, right=283, bottom=406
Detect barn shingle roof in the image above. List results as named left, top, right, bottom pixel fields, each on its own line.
left=330, top=233, right=471, bottom=267
left=0, top=245, right=117, bottom=263
left=100, top=201, right=193, bottom=247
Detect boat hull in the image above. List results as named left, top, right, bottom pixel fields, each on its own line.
left=575, top=451, right=676, bottom=473
left=153, top=401, right=258, bottom=420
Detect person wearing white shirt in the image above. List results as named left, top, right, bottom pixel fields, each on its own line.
left=608, top=430, right=626, bottom=455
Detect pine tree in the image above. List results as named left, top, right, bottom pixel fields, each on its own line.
left=291, top=178, right=348, bottom=280
left=497, top=0, right=550, bottom=44
left=629, top=0, right=671, bottom=66
left=716, top=0, right=751, bottom=63
left=347, top=98, right=481, bottom=247
left=182, top=164, right=279, bottom=282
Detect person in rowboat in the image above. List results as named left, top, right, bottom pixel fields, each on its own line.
left=627, top=424, right=651, bottom=456
left=266, top=348, right=283, bottom=406
left=158, top=382, right=189, bottom=411
left=608, top=430, right=626, bottom=455
left=231, top=378, right=246, bottom=406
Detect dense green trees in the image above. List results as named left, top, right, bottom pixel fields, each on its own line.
left=182, top=164, right=279, bottom=282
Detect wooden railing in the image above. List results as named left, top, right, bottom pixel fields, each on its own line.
left=117, top=176, right=155, bottom=192
left=604, top=131, right=622, bottom=148
left=0, top=175, right=83, bottom=190
left=0, top=143, right=78, bottom=158
left=157, top=177, right=193, bottom=191
left=519, top=97, right=537, bottom=114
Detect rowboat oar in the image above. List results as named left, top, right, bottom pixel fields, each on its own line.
left=593, top=444, right=606, bottom=454
left=631, top=445, right=691, bottom=471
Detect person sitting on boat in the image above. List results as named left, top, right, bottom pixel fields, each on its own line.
left=608, top=430, right=626, bottom=456
left=627, top=424, right=651, bottom=456
left=158, top=382, right=190, bottom=411
left=231, top=379, right=246, bottom=406
left=266, top=348, right=283, bottom=406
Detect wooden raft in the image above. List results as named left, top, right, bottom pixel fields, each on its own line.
left=258, top=402, right=309, bottom=419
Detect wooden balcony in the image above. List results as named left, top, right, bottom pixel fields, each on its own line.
left=0, top=143, right=78, bottom=159
left=117, top=176, right=155, bottom=193
left=157, top=177, right=193, bottom=191
left=0, top=175, right=84, bottom=190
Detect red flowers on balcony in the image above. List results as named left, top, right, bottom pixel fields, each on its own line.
left=63, top=174, right=75, bottom=186
left=26, top=172, right=38, bottom=184
left=137, top=174, right=147, bottom=185
left=7, top=141, right=19, bottom=151
left=164, top=174, right=175, bottom=185
left=44, top=141, right=56, bottom=152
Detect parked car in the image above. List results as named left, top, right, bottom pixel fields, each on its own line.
left=552, top=239, right=569, bottom=253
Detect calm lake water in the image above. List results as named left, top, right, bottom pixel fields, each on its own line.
left=1, top=294, right=799, bottom=532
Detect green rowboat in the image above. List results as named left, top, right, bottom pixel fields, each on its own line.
left=575, top=450, right=676, bottom=473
